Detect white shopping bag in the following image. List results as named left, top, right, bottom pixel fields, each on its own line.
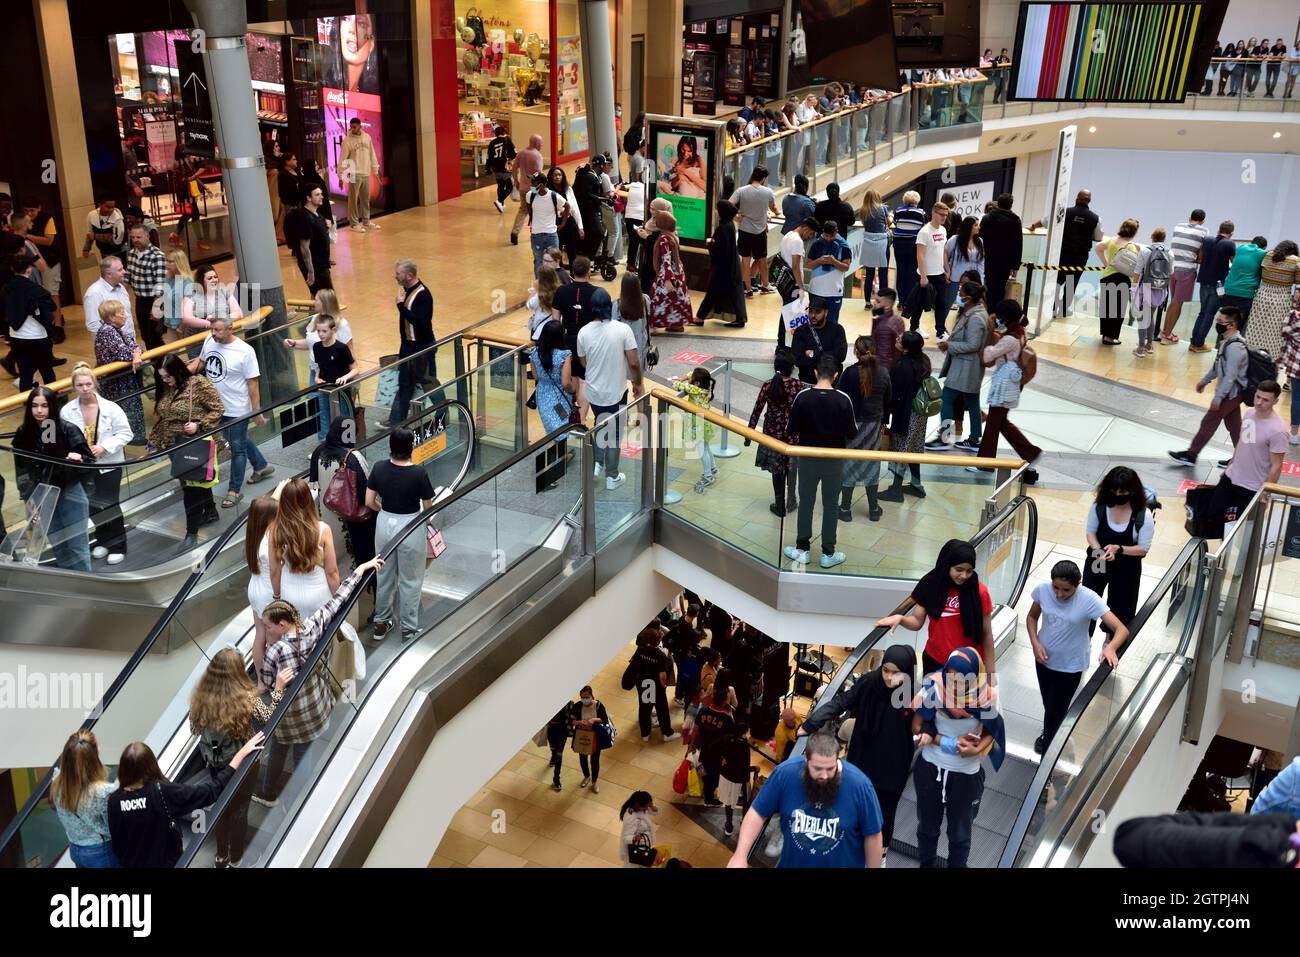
left=781, top=291, right=809, bottom=335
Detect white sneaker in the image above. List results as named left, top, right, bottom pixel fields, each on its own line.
left=783, top=545, right=809, bottom=564
left=365, top=221, right=381, bottom=230
left=1289, top=434, right=1300, bottom=446
left=106, top=553, right=126, bottom=566
left=641, top=734, right=651, bottom=742
left=917, top=329, right=929, bottom=339
left=351, top=223, right=367, bottom=233
left=606, top=473, right=626, bottom=491
left=493, top=200, right=505, bottom=213
left=819, top=551, right=846, bottom=569
left=92, top=546, right=109, bottom=560
left=594, top=463, right=604, bottom=479
left=662, top=732, right=681, bottom=742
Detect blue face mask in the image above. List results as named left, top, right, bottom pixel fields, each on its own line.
left=955, top=295, right=967, bottom=308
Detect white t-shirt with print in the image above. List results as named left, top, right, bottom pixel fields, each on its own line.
left=916, top=224, right=948, bottom=277
left=199, top=336, right=261, bottom=418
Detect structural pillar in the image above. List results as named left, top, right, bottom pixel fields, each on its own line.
left=182, top=0, right=294, bottom=400
left=644, top=0, right=684, bottom=115
left=578, top=0, right=619, bottom=162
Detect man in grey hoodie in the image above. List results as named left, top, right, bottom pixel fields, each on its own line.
left=1169, top=306, right=1248, bottom=467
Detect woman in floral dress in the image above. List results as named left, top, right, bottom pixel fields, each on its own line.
left=649, top=210, right=692, bottom=332
left=747, top=346, right=804, bottom=517
left=92, top=300, right=147, bottom=445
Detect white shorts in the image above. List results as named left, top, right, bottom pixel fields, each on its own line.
left=40, top=263, right=62, bottom=297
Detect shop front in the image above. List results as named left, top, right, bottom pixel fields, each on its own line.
left=71, top=1, right=418, bottom=266
left=454, top=0, right=619, bottom=188
left=681, top=2, right=784, bottom=117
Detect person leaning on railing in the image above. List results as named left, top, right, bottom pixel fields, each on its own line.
left=149, top=353, right=225, bottom=548
left=60, top=363, right=133, bottom=565
left=13, top=385, right=94, bottom=571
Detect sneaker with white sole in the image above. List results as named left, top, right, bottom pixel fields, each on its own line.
left=106, top=553, right=126, bottom=566
left=606, top=473, right=626, bottom=491
left=92, top=546, right=109, bottom=560
left=783, top=545, right=810, bottom=564
left=924, top=439, right=953, bottom=451
left=819, top=552, right=846, bottom=569
left=662, top=732, right=681, bottom=742
left=251, top=792, right=278, bottom=809
left=365, top=221, right=381, bottom=230
left=351, top=223, right=366, bottom=232
left=1289, top=434, right=1300, bottom=446
left=493, top=200, right=505, bottom=213
left=594, top=463, right=604, bottom=479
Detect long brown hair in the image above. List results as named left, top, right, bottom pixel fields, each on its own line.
left=535, top=265, right=561, bottom=312
left=52, top=731, right=108, bottom=813
left=244, top=495, right=278, bottom=574
left=189, top=648, right=258, bottom=740
left=859, top=189, right=885, bottom=220
left=618, top=272, right=646, bottom=321
left=852, top=335, right=878, bottom=397
left=116, top=742, right=166, bottom=790
left=271, top=479, right=324, bottom=574
left=262, top=599, right=305, bottom=634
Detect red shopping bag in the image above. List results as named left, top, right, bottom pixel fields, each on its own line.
left=672, top=757, right=690, bottom=794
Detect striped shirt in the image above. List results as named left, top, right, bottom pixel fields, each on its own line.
left=892, top=204, right=927, bottom=240
left=1169, top=222, right=1208, bottom=274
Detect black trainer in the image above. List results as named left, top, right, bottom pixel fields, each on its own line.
left=1034, top=733, right=1046, bottom=755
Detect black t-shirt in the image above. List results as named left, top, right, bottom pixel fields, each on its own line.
left=313, top=339, right=355, bottom=384
left=553, top=282, right=599, bottom=346
left=278, top=168, right=302, bottom=205
left=695, top=705, right=736, bottom=759
left=487, top=135, right=516, bottom=174
left=788, top=386, right=858, bottom=448
left=107, top=769, right=233, bottom=868
left=369, top=460, right=435, bottom=514
left=719, top=734, right=753, bottom=784
left=631, top=644, right=672, bottom=688
left=285, top=206, right=330, bottom=270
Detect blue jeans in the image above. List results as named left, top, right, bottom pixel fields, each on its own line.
left=222, top=416, right=269, bottom=494
left=1191, top=284, right=1222, bottom=347
left=69, top=839, right=119, bottom=868
left=531, top=232, right=560, bottom=275
left=938, top=386, right=982, bottom=444
left=50, top=482, right=92, bottom=571
left=311, top=370, right=329, bottom=441
left=259, top=738, right=312, bottom=801
left=913, top=755, right=985, bottom=868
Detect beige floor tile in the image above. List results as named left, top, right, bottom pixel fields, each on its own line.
left=467, top=845, right=529, bottom=868
left=478, top=823, right=540, bottom=857
left=552, top=819, right=610, bottom=854
left=562, top=797, right=620, bottom=830
left=434, top=829, right=488, bottom=866
left=568, top=851, right=619, bottom=868
left=487, top=769, right=542, bottom=801
left=522, top=836, right=584, bottom=867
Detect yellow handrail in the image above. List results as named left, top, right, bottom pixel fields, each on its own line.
left=1263, top=482, right=1300, bottom=499
left=285, top=298, right=349, bottom=311
left=464, top=330, right=531, bottom=349
left=652, top=386, right=1024, bottom=468
left=0, top=305, right=272, bottom=414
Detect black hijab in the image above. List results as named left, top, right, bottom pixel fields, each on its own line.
left=911, top=538, right=983, bottom=644
left=845, top=644, right=918, bottom=789
left=310, top=414, right=356, bottom=481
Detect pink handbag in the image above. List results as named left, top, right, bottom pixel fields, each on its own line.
left=426, top=525, right=446, bottom=560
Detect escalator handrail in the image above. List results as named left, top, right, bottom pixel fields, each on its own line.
left=174, top=419, right=591, bottom=867
left=995, top=535, right=1210, bottom=868
left=0, top=397, right=475, bottom=863
left=744, top=494, right=1039, bottom=864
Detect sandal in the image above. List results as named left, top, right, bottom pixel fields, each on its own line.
left=221, top=492, right=243, bottom=508
left=1160, top=332, right=1179, bottom=344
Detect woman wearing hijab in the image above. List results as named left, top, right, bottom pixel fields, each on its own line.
left=911, top=646, right=1005, bottom=868
left=695, top=200, right=748, bottom=328
left=799, top=643, right=917, bottom=860
left=637, top=197, right=672, bottom=292
left=648, top=209, right=692, bottom=332
left=878, top=538, right=995, bottom=675
left=309, top=415, right=376, bottom=576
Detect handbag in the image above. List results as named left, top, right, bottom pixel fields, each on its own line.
left=594, top=715, right=616, bottom=750
left=985, top=357, right=1023, bottom=409
left=1184, top=484, right=1223, bottom=539
left=532, top=726, right=550, bottom=748
left=426, top=525, right=446, bottom=559
left=626, top=832, right=658, bottom=867
left=645, top=342, right=659, bottom=370
left=324, top=451, right=370, bottom=523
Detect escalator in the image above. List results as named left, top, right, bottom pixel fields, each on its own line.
left=748, top=501, right=1213, bottom=868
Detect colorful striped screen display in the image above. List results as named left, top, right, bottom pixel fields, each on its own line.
left=1012, top=2, right=1204, bottom=102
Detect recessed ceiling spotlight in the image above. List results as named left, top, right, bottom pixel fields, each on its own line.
left=1088, top=125, right=1097, bottom=133
left=1274, top=131, right=1283, bottom=139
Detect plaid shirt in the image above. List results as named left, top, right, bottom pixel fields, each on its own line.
left=125, top=244, right=167, bottom=298
left=260, top=569, right=364, bottom=745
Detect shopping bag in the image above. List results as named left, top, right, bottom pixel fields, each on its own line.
left=686, top=767, right=703, bottom=798
left=170, top=437, right=216, bottom=483
left=594, top=719, right=616, bottom=750
left=781, top=292, right=809, bottom=333
left=532, top=726, right=550, bottom=748
left=571, top=728, right=596, bottom=755
left=672, top=757, right=690, bottom=794
left=1184, top=484, right=1223, bottom=539
left=650, top=845, right=673, bottom=867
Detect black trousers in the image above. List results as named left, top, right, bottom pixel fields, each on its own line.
left=11, top=336, right=56, bottom=391
left=550, top=746, right=564, bottom=784
left=1081, top=553, right=1141, bottom=633
left=135, top=294, right=163, bottom=350
left=637, top=686, right=673, bottom=737
left=1035, top=662, right=1082, bottom=749
left=495, top=173, right=513, bottom=204
left=913, top=756, right=985, bottom=868
left=213, top=764, right=257, bottom=862
left=1054, top=259, right=1086, bottom=316
left=796, top=457, right=844, bottom=554
left=389, top=343, right=437, bottom=425
left=875, top=785, right=904, bottom=852
left=624, top=218, right=644, bottom=271
left=1099, top=275, right=1131, bottom=340
left=1207, top=474, right=1257, bottom=536
left=89, top=467, right=127, bottom=554
left=181, top=482, right=215, bottom=534
left=985, top=263, right=1013, bottom=310
left=579, top=750, right=602, bottom=781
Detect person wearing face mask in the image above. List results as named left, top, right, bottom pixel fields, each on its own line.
left=1027, top=560, right=1129, bottom=756
left=568, top=686, right=611, bottom=794
left=1083, top=466, right=1154, bottom=635
left=1169, top=306, right=1248, bottom=467
left=799, top=644, right=917, bottom=862
left=728, top=730, right=883, bottom=868
left=925, top=280, right=989, bottom=452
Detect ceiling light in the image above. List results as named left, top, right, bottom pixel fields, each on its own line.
left=1274, top=132, right=1283, bottom=139
left=1088, top=126, right=1097, bottom=133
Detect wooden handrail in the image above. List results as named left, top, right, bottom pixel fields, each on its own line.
left=285, top=298, right=349, bottom=311
left=0, top=305, right=272, bottom=414
left=652, top=386, right=1024, bottom=468
left=464, top=330, right=531, bottom=349
left=1262, top=482, right=1300, bottom=499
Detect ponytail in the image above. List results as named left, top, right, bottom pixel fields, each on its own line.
left=853, top=335, right=877, bottom=398
left=769, top=347, right=796, bottom=409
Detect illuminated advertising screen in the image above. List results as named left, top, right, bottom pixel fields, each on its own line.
left=649, top=121, right=715, bottom=244
left=1011, top=2, right=1205, bottom=102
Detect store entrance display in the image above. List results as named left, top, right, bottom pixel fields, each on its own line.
left=681, top=11, right=781, bottom=114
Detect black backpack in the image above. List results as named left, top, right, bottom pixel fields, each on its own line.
left=1230, top=338, right=1278, bottom=405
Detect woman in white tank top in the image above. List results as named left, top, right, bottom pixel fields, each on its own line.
left=244, top=496, right=279, bottom=686
left=268, top=479, right=340, bottom=625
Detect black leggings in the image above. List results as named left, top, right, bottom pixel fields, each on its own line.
left=875, top=785, right=903, bottom=851
left=1036, top=662, right=1082, bottom=748
left=181, top=482, right=215, bottom=534
left=579, top=751, right=601, bottom=782
left=770, top=465, right=798, bottom=510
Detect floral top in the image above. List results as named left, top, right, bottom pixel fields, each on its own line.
left=674, top=380, right=714, bottom=444
left=52, top=776, right=115, bottom=847
left=747, top=376, right=805, bottom=443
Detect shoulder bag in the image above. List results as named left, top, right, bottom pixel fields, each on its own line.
left=153, top=783, right=184, bottom=858
left=168, top=386, right=218, bottom=485
left=324, top=450, right=371, bottom=523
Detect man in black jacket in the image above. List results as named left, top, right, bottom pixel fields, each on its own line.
left=624, top=626, right=679, bottom=743
left=979, top=193, right=1023, bottom=308
left=3, top=253, right=59, bottom=390
left=784, top=352, right=858, bottom=569
left=571, top=161, right=606, bottom=259
left=813, top=182, right=856, bottom=240
left=791, top=303, right=848, bottom=384
left=1056, top=190, right=1101, bottom=318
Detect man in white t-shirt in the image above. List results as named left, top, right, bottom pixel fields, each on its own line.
left=193, top=316, right=275, bottom=502
left=913, top=203, right=950, bottom=338
left=525, top=172, right=570, bottom=277
left=82, top=256, right=137, bottom=342
left=777, top=218, right=819, bottom=347
left=576, top=288, right=644, bottom=491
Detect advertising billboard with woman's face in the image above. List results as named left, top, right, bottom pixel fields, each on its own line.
left=649, top=123, right=714, bottom=243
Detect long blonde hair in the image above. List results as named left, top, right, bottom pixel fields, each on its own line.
left=52, top=730, right=108, bottom=813
left=535, top=266, right=561, bottom=313
left=308, top=289, right=342, bottom=334
left=166, top=248, right=192, bottom=279
left=244, top=494, right=278, bottom=574
left=270, top=478, right=323, bottom=573
left=189, top=647, right=258, bottom=740
left=859, top=189, right=885, bottom=219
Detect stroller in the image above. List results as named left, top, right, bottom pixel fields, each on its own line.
left=590, top=198, right=620, bottom=282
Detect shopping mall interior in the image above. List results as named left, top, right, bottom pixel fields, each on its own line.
left=0, top=0, right=1297, bottom=882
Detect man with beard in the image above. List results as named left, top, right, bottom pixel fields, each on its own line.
left=728, top=730, right=882, bottom=868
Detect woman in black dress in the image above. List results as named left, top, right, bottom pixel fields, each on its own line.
left=695, top=200, right=748, bottom=328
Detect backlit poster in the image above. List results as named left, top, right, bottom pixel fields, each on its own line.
left=649, top=119, right=720, bottom=246
left=322, top=87, right=385, bottom=207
